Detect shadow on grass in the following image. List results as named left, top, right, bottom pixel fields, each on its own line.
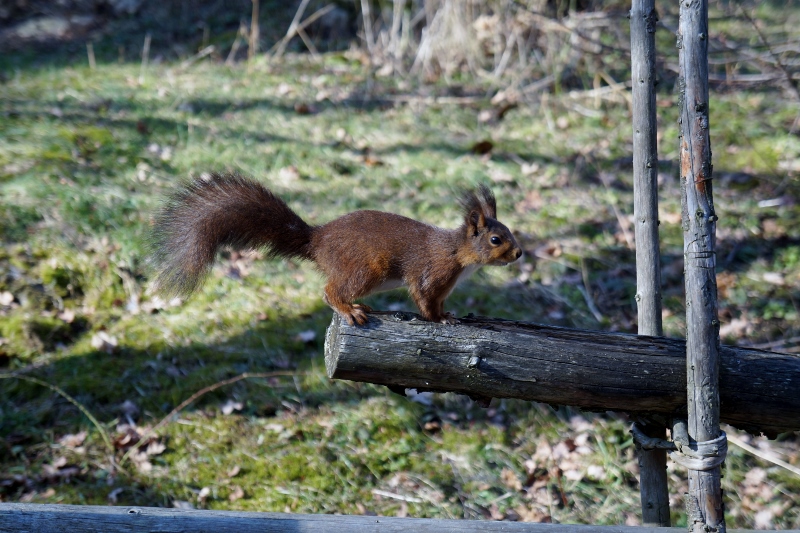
left=4, top=95, right=298, bottom=143
left=4, top=91, right=512, bottom=162
left=1, top=280, right=556, bottom=510
left=0, top=301, right=369, bottom=506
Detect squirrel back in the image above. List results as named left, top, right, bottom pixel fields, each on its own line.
left=151, top=172, right=313, bottom=297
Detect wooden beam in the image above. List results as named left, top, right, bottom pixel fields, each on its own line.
left=325, top=313, right=800, bottom=437
left=0, top=503, right=702, bottom=532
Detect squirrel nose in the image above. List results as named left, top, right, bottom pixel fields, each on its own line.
left=514, top=248, right=522, bottom=259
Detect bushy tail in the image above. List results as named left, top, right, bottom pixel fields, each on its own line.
left=150, top=172, right=313, bottom=297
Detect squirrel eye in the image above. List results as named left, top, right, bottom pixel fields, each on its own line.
left=490, top=236, right=502, bottom=246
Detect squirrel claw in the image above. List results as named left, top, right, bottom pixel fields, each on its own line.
left=345, top=304, right=371, bottom=326
left=441, top=312, right=459, bottom=325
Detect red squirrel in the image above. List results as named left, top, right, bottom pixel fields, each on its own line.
left=151, top=173, right=522, bottom=325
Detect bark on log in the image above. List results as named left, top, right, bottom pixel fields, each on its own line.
left=325, top=313, right=800, bottom=437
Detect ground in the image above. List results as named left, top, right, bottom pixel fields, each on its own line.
left=1, top=3, right=799, bottom=528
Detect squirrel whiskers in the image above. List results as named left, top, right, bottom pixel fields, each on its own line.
left=151, top=173, right=522, bottom=325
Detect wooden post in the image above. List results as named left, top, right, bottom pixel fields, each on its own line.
left=677, top=0, right=725, bottom=531
left=630, top=0, right=670, bottom=526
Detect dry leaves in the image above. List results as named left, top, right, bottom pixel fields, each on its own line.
left=41, top=456, right=81, bottom=480
left=228, top=485, right=245, bottom=502
left=360, top=147, right=384, bottom=167
left=518, top=415, right=615, bottom=521
left=113, top=423, right=166, bottom=473
left=57, top=308, right=75, bottom=323
left=384, top=473, right=444, bottom=505
left=90, top=331, right=118, bottom=354
left=471, top=139, right=494, bottom=155
left=221, top=399, right=243, bottom=415
left=501, top=467, right=523, bottom=492
left=140, top=295, right=182, bottom=314
left=57, top=431, right=87, bottom=449
left=293, top=102, right=315, bottom=115
left=488, top=168, right=514, bottom=184
left=716, top=271, right=737, bottom=299
left=276, top=165, right=301, bottom=187
left=0, top=291, right=15, bottom=306
left=719, top=316, right=753, bottom=340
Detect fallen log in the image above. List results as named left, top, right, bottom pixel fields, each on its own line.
left=324, top=313, right=800, bottom=437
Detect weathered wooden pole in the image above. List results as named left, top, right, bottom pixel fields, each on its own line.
left=0, top=503, right=693, bottom=532
left=677, top=0, right=725, bottom=531
left=630, top=0, right=670, bottom=526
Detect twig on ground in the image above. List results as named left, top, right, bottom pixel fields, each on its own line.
left=272, top=0, right=312, bottom=59
left=86, top=43, right=96, bottom=70
left=0, top=373, right=114, bottom=453
left=295, top=25, right=319, bottom=58
left=580, top=258, right=605, bottom=324
left=180, top=45, right=215, bottom=70
left=372, top=489, right=423, bottom=503
left=249, top=0, right=260, bottom=61
left=226, top=34, right=242, bottom=65
left=750, top=335, right=800, bottom=351
left=360, top=0, right=375, bottom=57
left=139, top=33, right=151, bottom=85
left=271, top=3, right=335, bottom=59
left=727, top=433, right=800, bottom=478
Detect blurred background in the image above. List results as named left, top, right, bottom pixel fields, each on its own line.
left=1, top=0, right=798, bottom=528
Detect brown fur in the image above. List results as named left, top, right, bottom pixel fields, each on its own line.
left=151, top=173, right=522, bottom=325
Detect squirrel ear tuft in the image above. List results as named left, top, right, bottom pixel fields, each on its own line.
left=460, top=185, right=497, bottom=222
left=477, top=184, right=497, bottom=218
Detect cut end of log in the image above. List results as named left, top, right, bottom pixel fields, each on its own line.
left=324, top=313, right=342, bottom=379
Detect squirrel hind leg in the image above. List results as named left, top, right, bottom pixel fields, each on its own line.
left=408, top=288, right=444, bottom=324
left=438, top=299, right=460, bottom=324
left=323, top=287, right=372, bottom=326
left=409, top=289, right=459, bottom=325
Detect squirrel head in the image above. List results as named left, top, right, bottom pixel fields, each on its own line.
left=460, top=185, right=522, bottom=266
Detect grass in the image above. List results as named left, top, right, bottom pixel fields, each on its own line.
left=1, top=14, right=800, bottom=528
